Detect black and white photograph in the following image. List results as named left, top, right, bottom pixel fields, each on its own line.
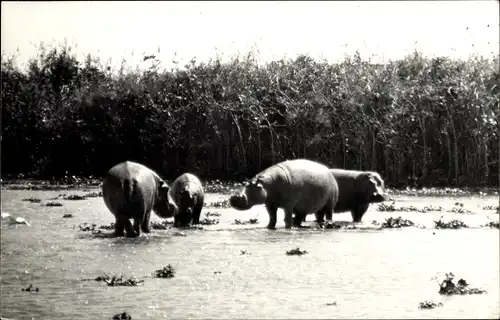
left=1, top=1, right=499, bottom=319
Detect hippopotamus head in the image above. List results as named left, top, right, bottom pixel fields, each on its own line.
left=229, top=177, right=268, bottom=210
left=173, top=190, right=195, bottom=227
left=359, top=172, right=387, bottom=203
left=153, top=181, right=178, bottom=218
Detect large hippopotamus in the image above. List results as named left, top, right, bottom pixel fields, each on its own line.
left=167, top=173, right=205, bottom=227
left=102, top=161, right=177, bottom=237
left=229, top=159, right=339, bottom=229
left=297, top=169, right=387, bottom=224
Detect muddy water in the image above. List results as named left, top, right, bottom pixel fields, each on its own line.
left=1, top=188, right=499, bottom=319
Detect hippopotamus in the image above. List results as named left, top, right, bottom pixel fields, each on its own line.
left=296, top=169, right=387, bottom=224
left=167, top=173, right=205, bottom=227
left=229, top=159, right=339, bottom=229
left=102, top=161, right=177, bottom=237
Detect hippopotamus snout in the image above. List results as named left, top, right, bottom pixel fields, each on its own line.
left=372, top=193, right=387, bottom=202
left=371, top=184, right=387, bottom=203
left=229, top=193, right=252, bottom=210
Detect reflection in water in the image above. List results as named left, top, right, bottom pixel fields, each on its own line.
left=1, top=189, right=499, bottom=319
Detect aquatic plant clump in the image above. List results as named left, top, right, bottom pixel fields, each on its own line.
left=207, top=200, right=231, bottom=208
left=21, top=284, right=39, bottom=292
left=381, top=217, right=414, bottom=228
left=95, top=274, right=144, bottom=287
left=112, top=312, right=132, bottom=320
left=434, top=219, right=468, bottom=229
left=22, top=197, right=41, bottom=203
left=79, top=223, right=97, bottom=232
left=286, top=248, right=308, bottom=256
left=152, top=265, right=175, bottom=278
left=45, top=202, right=63, bottom=207
left=483, top=221, right=500, bottom=229
left=62, top=213, right=73, bottom=218
left=205, top=211, right=221, bottom=217
left=448, top=202, right=474, bottom=214
left=418, top=301, right=443, bottom=309
left=150, top=221, right=173, bottom=230
left=482, top=205, right=499, bottom=211
left=83, top=191, right=103, bottom=198
left=63, top=194, right=86, bottom=201
left=377, top=201, right=443, bottom=213
left=438, top=272, right=487, bottom=295
left=197, top=218, right=219, bottom=225
left=234, top=218, right=259, bottom=225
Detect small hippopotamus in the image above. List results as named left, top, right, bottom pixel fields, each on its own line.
left=102, top=161, right=177, bottom=237
left=168, top=173, right=205, bottom=227
left=299, top=169, right=387, bottom=224
left=229, top=159, right=339, bottom=229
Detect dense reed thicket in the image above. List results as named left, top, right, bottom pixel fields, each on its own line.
left=1, top=44, right=498, bottom=187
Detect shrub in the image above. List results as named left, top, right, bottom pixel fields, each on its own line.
left=2, top=44, right=498, bottom=187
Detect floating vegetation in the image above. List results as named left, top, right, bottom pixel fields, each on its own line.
left=83, top=191, right=103, bottom=198
left=152, top=265, right=175, bottom=278
left=112, top=312, right=132, bottom=320
left=387, top=187, right=497, bottom=197
left=286, top=248, right=308, bottom=256
left=45, top=202, right=63, bottom=207
left=321, top=221, right=343, bottom=229
left=234, top=218, right=259, bottom=225
left=78, top=223, right=114, bottom=233
left=482, top=221, right=500, bottom=229
left=22, top=197, right=41, bottom=203
left=21, top=284, right=39, bottom=292
left=62, top=213, right=73, bottom=218
left=434, top=218, right=468, bottom=229
left=418, top=301, right=443, bottom=309
left=63, top=194, right=86, bottom=201
left=150, top=221, right=173, bottom=230
left=326, top=301, right=337, bottom=306
left=381, top=217, right=415, bottom=228
left=207, top=200, right=230, bottom=208
left=79, top=223, right=97, bottom=232
left=95, top=274, right=144, bottom=287
left=198, top=218, right=219, bottom=225
left=437, top=272, right=487, bottom=295
left=99, top=223, right=115, bottom=230
left=482, top=205, right=499, bottom=211
left=448, top=202, right=473, bottom=214
left=205, top=211, right=221, bottom=217
left=377, top=201, right=443, bottom=213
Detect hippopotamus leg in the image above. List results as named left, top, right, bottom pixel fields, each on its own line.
left=283, top=206, right=294, bottom=229
left=114, top=217, right=126, bottom=237
left=192, top=194, right=204, bottom=225
left=351, top=203, right=370, bottom=222
left=265, top=203, right=278, bottom=229
left=141, top=210, right=152, bottom=233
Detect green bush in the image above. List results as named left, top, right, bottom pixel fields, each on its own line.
left=2, top=43, right=498, bottom=186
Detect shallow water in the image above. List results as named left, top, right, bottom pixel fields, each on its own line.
left=1, top=188, right=499, bottom=320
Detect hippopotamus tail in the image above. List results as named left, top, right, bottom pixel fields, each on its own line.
left=122, top=178, right=138, bottom=203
